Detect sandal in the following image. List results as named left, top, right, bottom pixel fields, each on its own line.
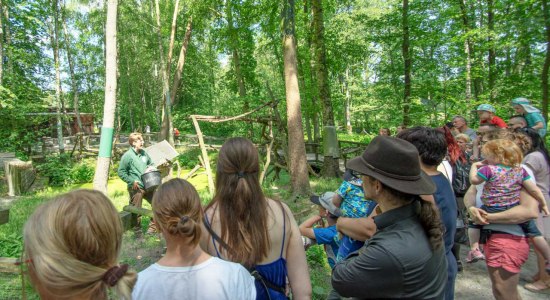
left=524, top=280, right=550, bottom=293
left=526, top=274, right=540, bottom=283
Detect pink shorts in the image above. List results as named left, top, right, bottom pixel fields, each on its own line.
left=484, top=233, right=529, bottom=274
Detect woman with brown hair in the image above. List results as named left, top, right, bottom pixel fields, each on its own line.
left=201, top=137, right=311, bottom=300
left=23, top=189, right=136, bottom=300
left=133, top=178, right=255, bottom=299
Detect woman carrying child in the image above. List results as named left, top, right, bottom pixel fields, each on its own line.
left=468, top=138, right=550, bottom=288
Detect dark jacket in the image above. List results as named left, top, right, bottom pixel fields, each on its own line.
left=332, top=202, right=447, bottom=299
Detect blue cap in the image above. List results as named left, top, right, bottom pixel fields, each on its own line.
left=476, top=104, right=496, bottom=113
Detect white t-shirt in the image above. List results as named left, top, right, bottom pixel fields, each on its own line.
left=132, top=257, right=256, bottom=300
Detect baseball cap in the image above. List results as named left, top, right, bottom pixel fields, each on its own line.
left=310, top=192, right=342, bottom=217
left=476, top=104, right=496, bottom=113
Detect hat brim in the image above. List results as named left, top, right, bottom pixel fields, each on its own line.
left=310, top=195, right=322, bottom=206
left=346, top=156, right=436, bottom=195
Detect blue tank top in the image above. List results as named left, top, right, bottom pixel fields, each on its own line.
left=205, top=206, right=288, bottom=300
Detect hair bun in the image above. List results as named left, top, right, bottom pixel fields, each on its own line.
left=102, top=264, right=129, bottom=287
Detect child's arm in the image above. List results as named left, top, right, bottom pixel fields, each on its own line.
left=332, top=194, right=343, bottom=208
left=532, top=121, right=544, bottom=130
left=299, top=215, right=322, bottom=240
left=469, top=161, right=487, bottom=185
left=522, top=180, right=550, bottom=215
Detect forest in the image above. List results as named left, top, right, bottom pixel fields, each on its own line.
left=1, top=0, right=549, bottom=168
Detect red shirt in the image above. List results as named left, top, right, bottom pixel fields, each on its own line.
left=480, top=116, right=506, bottom=128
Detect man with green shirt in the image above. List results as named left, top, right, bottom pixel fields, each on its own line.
left=118, top=132, right=156, bottom=231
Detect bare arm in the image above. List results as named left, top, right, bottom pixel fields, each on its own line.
left=532, top=121, right=544, bottom=130
left=336, top=208, right=378, bottom=242
left=469, top=161, right=485, bottom=185
left=282, top=204, right=312, bottom=299
left=522, top=179, right=549, bottom=215
left=471, top=137, right=481, bottom=161
left=485, top=189, right=539, bottom=224
left=299, top=215, right=322, bottom=240
left=463, top=185, right=489, bottom=225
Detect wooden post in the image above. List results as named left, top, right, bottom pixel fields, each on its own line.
left=123, top=205, right=153, bottom=217
left=0, top=207, right=9, bottom=225
left=191, top=116, right=215, bottom=195
left=5, top=160, right=34, bottom=196
left=323, top=126, right=340, bottom=158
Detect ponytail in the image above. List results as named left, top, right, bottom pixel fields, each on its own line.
left=418, top=199, right=444, bottom=251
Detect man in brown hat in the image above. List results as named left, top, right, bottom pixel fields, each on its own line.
left=332, top=136, right=447, bottom=299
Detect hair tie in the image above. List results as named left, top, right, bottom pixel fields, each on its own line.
left=180, top=215, right=190, bottom=223
left=237, top=171, right=245, bottom=178
left=102, top=264, right=129, bottom=287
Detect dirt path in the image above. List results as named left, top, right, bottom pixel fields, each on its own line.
left=456, top=246, right=550, bottom=299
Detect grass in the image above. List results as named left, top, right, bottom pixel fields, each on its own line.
left=0, top=165, right=340, bottom=299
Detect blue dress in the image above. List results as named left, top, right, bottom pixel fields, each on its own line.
left=205, top=206, right=288, bottom=300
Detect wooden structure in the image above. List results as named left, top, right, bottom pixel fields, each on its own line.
left=4, top=160, right=35, bottom=197
left=26, top=110, right=95, bottom=136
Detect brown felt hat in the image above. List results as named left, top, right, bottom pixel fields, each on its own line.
left=346, top=136, right=435, bottom=195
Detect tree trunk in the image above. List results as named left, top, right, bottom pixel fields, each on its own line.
left=0, top=0, right=3, bottom=86
left=312, top=0, right=339, bottom=178
left=166, top=0, right=180, bottom=76
left=50, top=0, right=64, bottom=153
left=458, top=0, right=473, bottom=101
left=2, top=0, right=10, bottom=74
left=93, top=0, right=118, bottom=193
left=402, top=0, right=411, bottom=126
left=344, top=68, right=352, bottom=134
left=487, top=0, right=495, bottom=100
left=155, top=0, right=174, bottom=145
left=170, top=16, right=192, bottom=107
left=542, top=0, right=550, bottom=122
left=283, top=0, right=310, bottom=197
left=61, top=0, right=83, bottom=132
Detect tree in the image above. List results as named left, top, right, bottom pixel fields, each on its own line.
left=311, top=0, right=339, bottom=178
left=93, top=0, right=118, bottom=193
left=50, top=0, right=64, bottom=153
left=542, top=0, right=550, bottom=121
left=283, top=0, right=310, bottom=196
left=402, top=0, right=411, bottom=126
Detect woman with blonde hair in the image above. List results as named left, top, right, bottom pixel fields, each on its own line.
left=133, top=178, right=256, bottom=299
left=23, top=189, right=136, bottom=300
left=201, top=137, right=311, bottom=300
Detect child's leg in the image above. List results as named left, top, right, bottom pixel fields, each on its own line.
left=468, top=227, right=480, bottom=250
left=531, top=237, right=550, bottom=268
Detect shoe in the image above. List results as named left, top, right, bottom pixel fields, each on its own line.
left=525, top=280, right=550, bottom=293
left=466, top=249, right=485, bottom=263
left=457, top=260, right=463, bottom=272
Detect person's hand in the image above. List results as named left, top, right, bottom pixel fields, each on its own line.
left=132, top=181, right=139, bottom=190
left=541, top=203, right=550, bottom=217
left=468, top=206, right=489, bottom=225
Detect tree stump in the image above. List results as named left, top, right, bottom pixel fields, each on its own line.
left=4, top=160, right=35, bottom=197
left=0, top=207, right=9, bottom=225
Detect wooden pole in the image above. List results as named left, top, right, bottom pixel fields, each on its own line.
left=191, top=116, right=215, bottom=195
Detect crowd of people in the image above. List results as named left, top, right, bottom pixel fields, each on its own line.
left=20, top=98, right=548, bottom=299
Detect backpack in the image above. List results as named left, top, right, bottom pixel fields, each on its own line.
left=452, top=158, right=471, bottom=196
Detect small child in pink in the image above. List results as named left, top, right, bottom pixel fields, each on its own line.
left=467, top=139, right=550, bottom=271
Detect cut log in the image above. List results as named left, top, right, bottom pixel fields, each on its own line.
left=123, top=205, right=153, bottom=218
left=0, top=207, right=9, bottom=225
left=119, top=211, right=138, bottom=231
left=4, top=160, right=35, bottom=196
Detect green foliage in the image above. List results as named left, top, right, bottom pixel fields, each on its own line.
left=69, top=159, right=96, bottom=184
left=35, top=155, right=95, bottom=186
left=176, top=148, right=204, bottom=168
left=35, top=154, right=74, bottom=186
left=0, top=233, right=23, bottom=257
